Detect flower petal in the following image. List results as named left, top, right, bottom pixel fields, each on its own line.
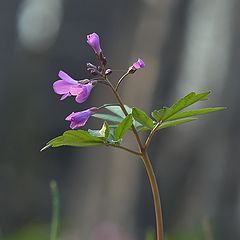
left=65, top=108, right=97, bottom=129
left=60, top=93, right=71, bottom=100
left=70, top=121, right=87, bottom=129
left=69, top=85, right=84, bottom=96
left=58, top=70, right=77, bottom=84
left=65, top=112, right=76, bottom=121
left=53, top=80, right=72, bottom=94
left=87, top=33, right=102, bottom=55
left=75, top=83, right=93, bottom=103
left=133, top=58, right=145, bottom=69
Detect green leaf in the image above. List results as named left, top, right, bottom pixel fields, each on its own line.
left=167, top=107, right=226, bottom=121
left=157, top=117, right=198, bottom=130
left=92, top=113, right=122, bottom=123
left=151, top=108, right=167, bottom=122
left=162, top=91, right=211, bottom=121
left=41, top=130, right=104, bottom=150
left=105, top=105, right=132, bottom=118
left=99, top=121, right=110, bottom=138
left=88, top=121, right=110, bottom=139
left=132, top=107, right=154, bottom=129
left=114, top=114, right=133, bottom=141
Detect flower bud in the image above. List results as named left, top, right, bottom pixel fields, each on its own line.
left=128, top=58, right=145, bottom=74
left=87, top=33, right=102, bottom=55
left=86, top=62, right=97, bottom=69
left=105, top=68, right=112, bottom=76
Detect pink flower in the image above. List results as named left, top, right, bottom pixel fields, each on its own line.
left=128, top=58, right=145, bottom=73
left=53, top=70, right=93, bottom=103
left=87, top=33, right=102, bottom=55
left=65, top=107, right=98, bottom=129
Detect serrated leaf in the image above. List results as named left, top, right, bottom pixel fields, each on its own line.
left=92, top=113, right=122, bottom=123
left=114, top=114, right=133, bottom=141
left=105, top=105, right=132, bottom=118
left=157, top=117, right=198, bottom=130
left=167, top=107, right=226, bottom=121
left=151, top=108, right=167, bottom=122
left=41, top=130, right=104, bottom=150
left=132, top=107, right=154, bottom=129
left=162, top=91, right=211, bottom=121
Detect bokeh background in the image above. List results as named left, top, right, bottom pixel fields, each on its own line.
left=1, top=0, right=239, bottom=239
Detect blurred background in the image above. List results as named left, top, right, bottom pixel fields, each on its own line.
left=0, top=0, right=239, bottom=239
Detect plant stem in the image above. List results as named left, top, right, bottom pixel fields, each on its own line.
left=115, top=71, right=129, bottom=91
left=144, top=121, right=162, bottom=150
left=141, top=150, right=164, bottom=240
left=105, top=75, right=164, bottom=240
left=105, top=77, right=143, bottom=150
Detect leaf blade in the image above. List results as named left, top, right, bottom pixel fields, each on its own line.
left=157, top=117, right=198, bottom=130
left=167, top=107, right=226, bottom=121
left=132, top=107, right=154, bottom=129
left=114, top=114, right=133, bottom=141
left=92, top=113, right=123, bottom=123
left=162, top=91, right=211, bottom=121
left=42, top=130, right=104, bottom=150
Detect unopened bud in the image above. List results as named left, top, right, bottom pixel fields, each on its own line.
left=91, top=70, right=99, bottom=76
left=86, top=62, right=97, bottom=69
left=128, top=58, right=145, bottom=74
left=97, top=66, right=102, bottom=72
left=105, top=68, right=112, bottom=75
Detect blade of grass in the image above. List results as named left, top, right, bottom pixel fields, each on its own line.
left=50, top=180, right=60, bottom=240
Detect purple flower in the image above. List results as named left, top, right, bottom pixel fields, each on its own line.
left=87, top=33, right=102, bottom=55
left=128, top=58, right=145, bottom=73
left=65, top=107, right=98, bottom=129
left=53, top=70, right=93, bottom=103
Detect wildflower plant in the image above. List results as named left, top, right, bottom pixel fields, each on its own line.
left=42, top=32, right=225, bottom=240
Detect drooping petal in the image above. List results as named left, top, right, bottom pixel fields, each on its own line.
left=58, top=70, right=78, bottom=84
left=60, top=93, right=71, bottom=100
left=70, top=121, right=83, bottom=129
left=75, top=83, right=93, bottom=103
left=53, top=80, right=72, bottom=94
left=65, top=112, right=76, bottom=121
left=87, top=33, right=102, bottom=55
left=65, top=108, right=98, bottom=129
left=69, top=84, right=84, bottom=96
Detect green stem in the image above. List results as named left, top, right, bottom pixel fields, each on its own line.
left=105, top=77, right=143, bottom=150
left=115, top=71, right=129, bottom=91
left=105, top=75, right=164, bottom=240
left=144, top=121, right=162, bottom=150
left=141, top=150, right=164, bottom=240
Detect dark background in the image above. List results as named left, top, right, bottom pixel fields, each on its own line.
left=1, top=0, right=239, bottom=239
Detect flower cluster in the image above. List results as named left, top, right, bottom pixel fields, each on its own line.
left=53, top=32, right=145, bottom=129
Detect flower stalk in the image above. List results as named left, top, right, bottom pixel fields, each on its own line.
left=105, top=73, right=164, bottom=240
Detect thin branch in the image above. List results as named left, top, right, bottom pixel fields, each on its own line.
left=106, top=144, right=142, bottom=156
left=105, top=76, right=144, bottom=150
left=144, top=121, right=162, bottom=150
left=115, top=72, right=129, bottom=91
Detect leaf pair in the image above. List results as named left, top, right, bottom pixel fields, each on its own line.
left=130, top=91, right=226, bottom=132
left=41, top=91, right=226, bottom=151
